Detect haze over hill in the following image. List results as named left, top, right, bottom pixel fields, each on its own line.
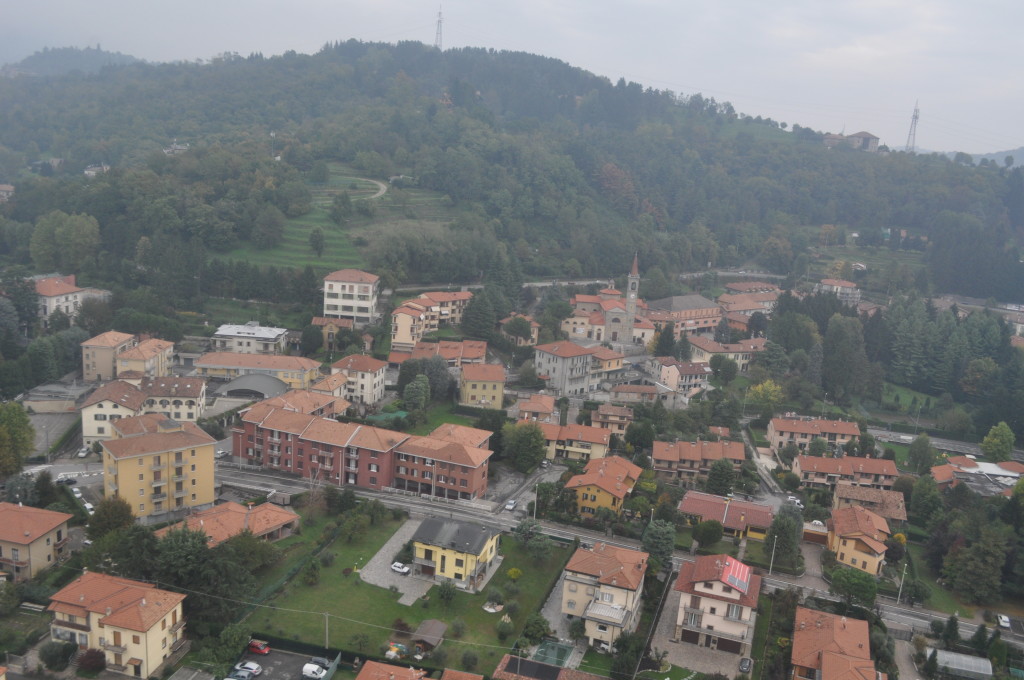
left=3, top=0, right=1022, bottom=154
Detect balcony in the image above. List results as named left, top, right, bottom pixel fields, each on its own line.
left=150, top=462, right=166, bottom=471
left=54, top=619, right=91, bottom=632
left=171, top=473, right=187, bottom=483
left=170, top=617, right=187, bottom=633
left=172, top=638, right=188, bottom=652
left=107, top=664, right=128, bottom=673
left=0, top=555, right=28, bottom=567
left=174, top=489, right=188, bottom=498
left=151, top=478, right=166, bottom=487
left=151, top=493, right=168, bottom=502
left=107, top=466, right=118, bottom=475
left=413, top=556, right=436, bottom=568
left=101, top=640, right=127, bottom=654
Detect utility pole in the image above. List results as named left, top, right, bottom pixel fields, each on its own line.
left=769, top=534, right=778, bottom=575
left=896, top=561, right=908, bottom=604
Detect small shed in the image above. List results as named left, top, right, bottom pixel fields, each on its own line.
left=413, top=619, right=447, bottom=653
left=927, top=648, right=993, bottom=680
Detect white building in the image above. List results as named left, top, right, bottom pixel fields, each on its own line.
left=323, top=269, right=381, bottom=328
left=212, top=321, right=288, bottom=355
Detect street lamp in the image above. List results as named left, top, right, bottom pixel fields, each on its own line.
left=768, top=534, right=778, bottom=575
left=896, top=561, right=908, bottom=604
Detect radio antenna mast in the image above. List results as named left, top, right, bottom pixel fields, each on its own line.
left=434, top=6, right=443, bottom=51
left=905, top=101, right=919, bottom=152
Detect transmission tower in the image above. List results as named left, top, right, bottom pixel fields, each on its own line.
left=905, top=101, right=919, bottom=152
left=434, top=6, right=443, bottom=51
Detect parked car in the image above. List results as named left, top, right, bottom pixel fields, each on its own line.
left=810, top=520, right=825, bottom=527
left=216, top=449, right=228, bottom=459
left=57, top=477, right=76, bottom=485
left=504, top=499, right=518, bottom=511
left=83, top=502, right=95, bottom=515
left=302, top=664, right=327, bottom=680
left=998, top=614, right=1011, bottom=629
left=77, top=447, right=89, bottom=458
left=540, top=459, right=550, bottom=469
left=229, top=671, right=255, bottom=680
left=739, top=658, right=752, bottom=674
left=309, top=658, right=331, bottom=670
left=247, top=640, right=271, bottom=655
left=390, top=562, right=410, bottom=575
left=72, top=487, right=83, bottom=498
left=233, top=662, right=263, bottom=676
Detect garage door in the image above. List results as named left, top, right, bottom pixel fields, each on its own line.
left=680, top=630, right=699, bottom=644
left=717, top=638, right=742, bottom=654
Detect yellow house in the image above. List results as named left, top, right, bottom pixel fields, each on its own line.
left=48, top=571, right=186, bottom=678
left=458, top=363, right=506, bottom=407
left=561, top=543, right=648, bottom=648
left=116, top=338, right=174, bottom=378
left=101, top=415, right=217, bottom=522
left=410, top=518, right=500, bottom=592
left=537, top=423, right=611, bottom=462
left=0, top=503, right=72, bottom=582
left=826, top=505, right=890, bottom=576
left=565, top=456, right=642, bottom=517
left=193, top=352, right=321, bottom=389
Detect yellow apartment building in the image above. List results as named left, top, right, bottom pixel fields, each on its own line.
left=458, top=363, right=506, bottom=407
left=826, top=505, right=890, bottom=576
left=116, top=338, right=174, bottom=378
left=82, top=331, right=137, bottom=382
left=101, top=415, right=216, bottom=522
left=565, top=455, right=641, bottom=517
left=193, top=352, right=322, bottom=389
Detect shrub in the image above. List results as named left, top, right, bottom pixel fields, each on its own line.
left=320, top=552, right=336, bottom=567
left=77, top=648, right=106, bottom=672
left=39, top=641, right=77, bottom=670
left=496, top=619, right=514, bottom=642
left=451, top=618, right=467, bottom=639
left=503, top=581, right=520, bottom=598
left=506, top=567, right=523, bottom=582
left=462, top=650, right=479, bottom=670
left=486, top=587, right=504, bottom=605
left=505, top=600, right=520, bottom=616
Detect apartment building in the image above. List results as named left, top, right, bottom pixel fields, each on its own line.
left=211, top=321, right=288, bottom=354
left=827, top=505, right=890, bottom=575
left=792, top=455, right=899, bottom=490
left=116, top=338, right=174, bottom=378
left=0, top=503, right=72, bottom=582
left=81, top=378, right=207, bottom=445
left=790, top=607, right=879, bottom=680
left=330, top=354, right=387, bottom=405
left=193, top=352, right=321, bottom=389
left=410, top=518, right=499, bottom=592
left=82, top=331, right=137, bottom=382
left=672, top=554, right=760, bottom=655
left=322, top=269, right=380, bottom=327
left=459, top=363, right=506, bottom=407
left=561, top=543, right=648, bottom=648
left=652, top=440, right=746, bottom=487
left=537, top=423, right=611, bottom=462
left=565, top=456, right=642, bottom=517
left=687, top=336, right=767, bottom=373
left=767, top=417, right=861, bottom=454
left=35, top=275, right=110, bottom=329
left=591, top=404, right=633, bottom=434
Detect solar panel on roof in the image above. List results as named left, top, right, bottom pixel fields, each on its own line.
left=726, top=573, right=749, bottom=592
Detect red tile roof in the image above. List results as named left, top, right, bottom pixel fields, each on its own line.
left=355, top=661, right=427, bottom=680
left=534, top=341, right=594, bottom=358
left=117, top=338, right=172, bottom=361
left=82, top=380, right=146, bottom=410
left=791, top=607, right=876, bottom=680
left=82, top=331, right=135, bottom=348
left=829, top=505, right=889, bottom=554
left=677, top=491, right=774, bottom=531
left=653, top=439, right=745, bottom=464
left=430, top=424, right=493, bottom=449
left=156, top=501, right=299, bottom=546
left=35, top=275, right=81, bottom=297
left=461, top=363, right=505, bottom=382
left=102, top=421, right=215, bottom=459
left=771, top=417, right=861, bottom=438
left=48, top=571, right=185, bottom=633
left=565, top=542, right=648, bottom=590
left=565, top=456, right=641, bottom=499
left=673, top=555, right=761, bottom=608
left=795, top=455, right=898, bottom=478
left=324, top=269, right=379, bottom=283
left=398, top=436, right=492, bottom=468
left=196, top=352, right=320, bottom=371
left=331, top=354, right=387, bottom=373
left=0, top=502, right=72, bottom=544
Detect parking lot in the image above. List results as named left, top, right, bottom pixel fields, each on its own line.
left=237, top=646, right=337, bottom=680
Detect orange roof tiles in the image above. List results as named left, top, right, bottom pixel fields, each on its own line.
left=791, top=607, right=874, bottom=680
left=565, top=542, right=648, bottom=590
left=795, top=455, right=898, bottom=478
left=102, top=421, right=215, bottom=459
left=156, top=501, right=299, bottom=546
left=258, top=389, right=347, bottom=415
left=534, top=341, right=594, bottom=358
left=324, top=269, right=379, bottom=284
left=688, top=335, right=768, bottom=354
left=82, top=331, right=135, bottom=348
left=35, top=275, right=81, bottom=297
left=537, top=423, right=610, bottom=446
left=398, top=436, right=492, bottom=468
left=677, top=491, right=774, bottom=531
left=83, top=380, right=146, bottom=410
left=419, top=290, right=474, bottom=303
left=139, top=377, right=205, bottom=398
left=462, top=363, right=505, bottom=382
left=332, top=354, right=387, bottom=373
left=771, top=417, right=861, bottom=438
left=441, top=670, right=484, bottom=680
left=48, top=571, right=185, bottom=633
left=356, top=661, right=427, bottom=680
left=566, top=456, right=641, bottom=499
left=673, top=554, right=762, bottom=608
left=430, top=424, right=493, bottom=449
left=0, top=502, right=72, bottom=545
left=518, top=394, right=556, bottom=415
left=833, top=486, right=907, bottom=522
left=653, top=439, right=745, bottom=464
left=111, top=413, right=176, bottom=437
left=117, top=338, right=173, bottom=361
left=829, top=505, right=890, bottom=554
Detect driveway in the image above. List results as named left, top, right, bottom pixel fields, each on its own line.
left=649, top=578, right=747, bottom=674
left=358, top=518, right=433, bottom=605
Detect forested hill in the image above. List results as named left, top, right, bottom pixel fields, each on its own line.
left=1, top=39, right=1023, bottom=302
left=3, top=46, right=140, bottom=76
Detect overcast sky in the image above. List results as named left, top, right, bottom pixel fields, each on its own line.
left=3, top=0, right=1022, bottom=154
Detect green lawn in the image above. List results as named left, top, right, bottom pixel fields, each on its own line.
left=675, top=527, right=693, bottom=551
left=744, top=539, right=799, bottom=572
left=579, top=650, right=615, bottom=677
left=750, top=595, right=773, bottom=680
left=905, top=543, right=974, bottom=617
left=247, top=527, right=570, bottom=673
left=408, top=403, right=476, bottom=435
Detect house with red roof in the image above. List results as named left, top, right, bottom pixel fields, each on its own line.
left=687, top=335, right=766, bottom=372
left=677, top=491, right=774, bottom=540
left=565, top=456, right=641, bottom=517
left=390, top=290, right=474, bottom=350
left=561, top=542, right=648, bottom=648
left=35, top=275, right=111, bottom=330
left=459, top=363, right=506, bottom=407
left=48, top=571, right=186, bottom=678
left=0, top=503, right=72, bottom=582
left=672, top=554, right=761, bottom=655
left=156, top=501, right=299, bottom=546
left=82, top=331, right=137, bottom=382
left=536, top=423, right=611, bottom=462
left=793, top=455, right=898, bottom=491
left=790, top=607, right=884, bottom=680
left=813, top=278, right=861, bottom=306
left=768, top=417, right=861, bottom=454
left=827, top=505, right=890, bottom=575
left=652, top=439, right=746, bottom=487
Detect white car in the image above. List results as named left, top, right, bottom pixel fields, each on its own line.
left=998, top=614, right=1011, bottom=629
left=302, top=664, right=327, bottom=680
left=390, top=562, right=410, bottom=575
left=233, top=662, right=263, bottom=676
left=505, top=499, right=518, bottom=511
left=72, top=487, right=83, bottom=499
left=216, top=449, right=228, bottom=459
left=83, top=502, right=95, bottom=514
left=77, top=447, right=89, bottom=458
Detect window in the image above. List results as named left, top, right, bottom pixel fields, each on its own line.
left=596, top=624, right=608, bottom=632
left=139, top=504, right=145, bottom=511
left=709, top=607, right=717, bottom=615
left=139, top=489, right=144, bottom=496
left=601, top=592, right=613, bottom=602
left=568, top=583, right=577, bottom=592
left=727, top=604, right=743, bottom=619
left=94, top=413, right=107, bottom=421
left=133, top=635, right=140, bottom=644
left=370, top=477, right=377, bottom=485
left=567, top=599, right=576, bottom=609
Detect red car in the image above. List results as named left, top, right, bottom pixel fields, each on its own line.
left=248, top=640, right=271, bottom=655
